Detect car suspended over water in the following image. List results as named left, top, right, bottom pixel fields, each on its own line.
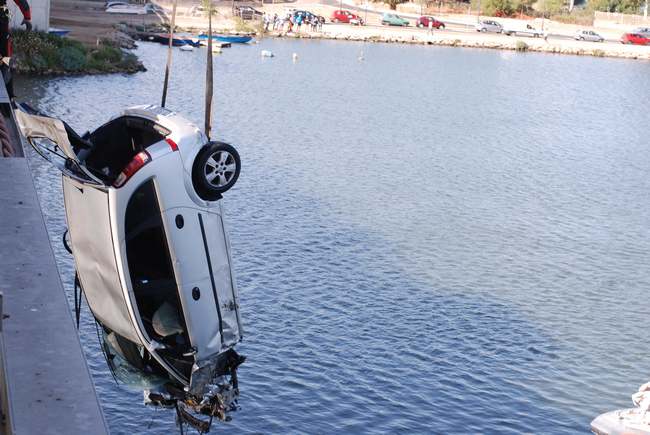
left=16, top=104, right=245, bottom=430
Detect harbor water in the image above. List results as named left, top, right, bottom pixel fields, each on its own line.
left=17, top=39, right=650, bottom=434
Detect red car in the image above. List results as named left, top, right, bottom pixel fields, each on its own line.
left=416, top=16, right=445, bottom=29
left=331, top=9, right=364, bottom=25
left=621, top=33, right=650, bottom=45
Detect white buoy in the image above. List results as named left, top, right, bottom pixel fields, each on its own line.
left=212, top=45, right=222, bottom=53
left=261, top=50, right=274, bottom=57
left=292, top=52, right=298, bottom=62
left=180, top=45, right=194, bottom=52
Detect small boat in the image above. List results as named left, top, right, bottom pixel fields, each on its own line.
left=48, top=27, right=70, bottom=37
left=592, top=382, right=650, bottom=434
left=197, top=34, right=252, bottom=44
left=179, top=45, right=194, bottom=52
left=145, top=33, right=200, bottom=47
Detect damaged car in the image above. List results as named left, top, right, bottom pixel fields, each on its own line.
left=16, top=104, right=245, bottom=427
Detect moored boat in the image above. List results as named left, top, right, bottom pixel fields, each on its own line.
left=197, top=34, right=252, bottom=44
left=48, top=27, right=70, bottom=37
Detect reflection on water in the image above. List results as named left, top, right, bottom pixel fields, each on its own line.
left=17, top=40, right=650, bottom=434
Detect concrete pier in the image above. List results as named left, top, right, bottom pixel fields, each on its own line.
left=0, top=81, right=107, bottom=433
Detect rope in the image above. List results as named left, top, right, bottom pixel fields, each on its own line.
left=0, top=114, right=15, bottom=157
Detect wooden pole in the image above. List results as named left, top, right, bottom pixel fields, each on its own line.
left=205, top=11, right=214, bottom=139
left=161, top=0, right=178, bottom=108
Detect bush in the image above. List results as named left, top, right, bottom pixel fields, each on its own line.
left=515, top=40, right=528, bottom=51
left=13, top=30, right=144, bottom=75
left=593, top=49, right=605, bottom=57
left=59, top=46, right=87, bottom=71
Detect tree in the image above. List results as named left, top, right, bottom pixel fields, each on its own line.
left=483, top=0, right=514, bottom=15
left=373, top=0, right=409, bottom=10
left=537, top=0, right=564, bottom=15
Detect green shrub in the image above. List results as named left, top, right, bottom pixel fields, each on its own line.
left=59, top=45, right=87, bottom=71
left=13, top=30, right=144, bottom=74
left=515, top=40, right=528, bottom=51
left=593, top=49, right=605, bottom=57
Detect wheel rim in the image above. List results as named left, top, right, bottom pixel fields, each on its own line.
left=204, top=150, right=237, bottom=188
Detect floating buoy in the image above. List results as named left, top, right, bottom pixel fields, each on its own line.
left=212, top=45, right=222, bottom=53
left=292, top=52, right=298, bottom=62
left=261, top=50, right=274, bottom=57
left=179, top=45, right=194, bottom=52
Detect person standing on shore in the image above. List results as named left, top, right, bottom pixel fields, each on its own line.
left=428, top=19, right=434, bottom=35
left=1, top=0, right=31, bottom=98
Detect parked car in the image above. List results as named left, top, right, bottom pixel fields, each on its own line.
left=235, top=5, right=263, bottom=20
left=381, top=13, right=409, bottom=26
left=475, top=20, right=503, bottom=33
left=16, top=105, right=245, bottom=419
left=106, top=2, right=154, bottom=14
left=416, top=16, right=445, bottom=29
left=331, top=9, right=364, bottom=25
left=293, top=10, right=325, bottom=24
left=574, top=29, right=604, bottom=42
left=621, top=32, right=650, bottom=45
left=631, top=27, right=650, bottom=37
left=189, top=4, right=218, bottom=16
left=503, top=24, right=543, bottom=37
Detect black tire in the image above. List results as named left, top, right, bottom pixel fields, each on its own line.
left=440, top=24, right=445, bottom=29
left=481, top=28, right=487, bottom=32
left=192, top=142, right=241, bottom=200
left=418, top=23, right=424, bottom=28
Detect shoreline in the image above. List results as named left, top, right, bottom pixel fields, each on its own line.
left=259, top=29, right=650, bottom=60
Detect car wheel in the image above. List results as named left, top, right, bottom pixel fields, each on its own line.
left=192, top=142, right=241, bottom=199
left=333, top=18, right=339, bottom=23
left=418, top=23, right=423, bottom=28
left=440, top=24, right=445, bottom=29
left=579, top=36, right=584, bottom=41
left=481, top=28, right=486, bottom=32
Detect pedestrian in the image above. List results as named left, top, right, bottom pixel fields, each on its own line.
left=1, top=0, right=31, bottom=98
left=288, top=14, right=294, bottom=33
left=428, top=19, right=434, bottom=35
left=296, top=13, right=303, bottom=32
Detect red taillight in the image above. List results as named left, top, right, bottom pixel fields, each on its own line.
left=113, top=151, right=151, bottom=188
left=166, top=138, right=178, bottom=152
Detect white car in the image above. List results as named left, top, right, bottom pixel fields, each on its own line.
left=574, top=29, right=604, bottom=42
left=106, top=3, right=154, bottom=14
left=17, top=105, right=244, bottom=421
left=476, top=20, right=503, bottom=33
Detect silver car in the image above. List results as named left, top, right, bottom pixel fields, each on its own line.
left=17, top=105, right=244, bottom=422
left=476, top=20, right=503, bottom=33
left=574, top=29, right=604, bottom=42
left=632, top=27, right=650, bottom=37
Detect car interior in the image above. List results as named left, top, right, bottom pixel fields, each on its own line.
left=76, top=116, right=169, bottom=185
left=125, top=180, right=193, bottom=380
